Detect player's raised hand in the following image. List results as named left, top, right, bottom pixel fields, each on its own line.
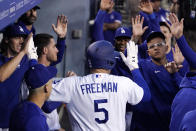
left=100, top=0, right=113, bottom=11
left=138, top=0, right=153, bottom=14
left=120, top=40, right=139, bottom=71
left=52, top=15, right=68, bottom=38
left=22, top=33, right=33, bottom=54
left=172, top=43, right=184, bottom=65
left=27, top=34, right=38, bottom=60
left=131, top=15, right=148, bottom=43
left=166, top=13, right=184, bottom=39
left=164, top=61, right=182, bottom=74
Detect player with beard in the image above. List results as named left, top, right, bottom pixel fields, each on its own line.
left=17, top=6, right=40, bottom=35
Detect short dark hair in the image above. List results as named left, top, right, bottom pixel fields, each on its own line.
left=0, top=37, right=8, bottom=54
left=34, top=33, right=53, bottom=57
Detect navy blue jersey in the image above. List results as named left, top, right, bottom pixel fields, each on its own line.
left=140, top=8, right=169, bottom=42
left=103, top=11, right=122, bottom=45
left=10, top=101, right=49, bottom=131
left=131, top=59, right=182, bottom=131
left=17, top=21, right=36, bottom=35
left=0, top=55, right=30, bottom=127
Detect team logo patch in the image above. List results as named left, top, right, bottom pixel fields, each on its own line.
left=121, top=28, right=125, bottom=34
left=110, top=14, right=114, bottom=20
left=154, top=70, right=160, bottom=74
left=19, top=26, right=24, bottom=32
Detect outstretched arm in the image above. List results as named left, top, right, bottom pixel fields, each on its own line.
left=167, top=13, right=196, bottom=68
left=51, top=15, right=67, bottom=66
left=120, top=41, right=151, bottom=102
left=0, top=34, right=32, bottom=82
left=139, top=0, right=160, bottom=41
left=92, top=0, right=114, bottom=41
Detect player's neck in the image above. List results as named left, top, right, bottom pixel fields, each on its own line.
left=152, top=56, right=167, bottom=66
left=90, top=69, right=111, bottom=74
left=38, top=57, right=51, bottom=66
left=28, top=94, right=45, bottom=108
left=25, top=24, right=33, bottom=31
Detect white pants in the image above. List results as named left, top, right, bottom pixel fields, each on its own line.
left=0, top=128, right=9, bottom=131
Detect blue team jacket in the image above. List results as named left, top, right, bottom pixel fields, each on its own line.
left=9, top=101, right=49, bottom=131
left=179, top=108, right=196, bottom=131
left=170, top=72, right=196, bottom=131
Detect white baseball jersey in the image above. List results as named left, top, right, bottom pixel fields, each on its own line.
left=49, top=73, right=144, bottom=131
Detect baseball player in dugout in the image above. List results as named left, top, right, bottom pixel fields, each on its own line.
left=17, top=5, right=40, bottom=35
left=90, top=0, right=121, bottom=45
left=43, top=40, right=151, bottom=131
left=0, top=24, right=37, bottom=131
left=9, top=64, right=57, bottom=131
left=102, top=0, right=122, bottom=45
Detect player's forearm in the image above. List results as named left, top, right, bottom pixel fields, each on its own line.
left=176, top=35, right=196, bottom=68
left=131, top=69, right=151, bottom=102
left=103, top=22, right=121, bottom=31
left=93, top=10, right=106, bottom=41
left=0, top=51, right=25, bottom=82
left=170, top=72, right=183, bottom=87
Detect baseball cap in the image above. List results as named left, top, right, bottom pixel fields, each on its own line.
left=147, top=31, right=165, bottom=43
left=115, top=27, right=132, bottom=39
left=3, top=24, right=27, bottom=38
left=25, top=64, right=57, bottom=89
left=33, top=5, right=40, bottom=10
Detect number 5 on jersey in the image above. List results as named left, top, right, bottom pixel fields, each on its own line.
left=94, top=99, right=108, bottom=124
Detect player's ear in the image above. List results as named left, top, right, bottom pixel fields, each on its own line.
left=43, top=47, right=48, bottom=55
left=147, top=50, right=151, bottom=57
left=44, top=85, right=48, bottom=93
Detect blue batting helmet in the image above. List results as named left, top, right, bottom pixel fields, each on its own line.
left=87, top=40, right=116, bottom=70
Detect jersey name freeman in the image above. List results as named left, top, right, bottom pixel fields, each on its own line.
left=80, top=82, right=118, bottom=95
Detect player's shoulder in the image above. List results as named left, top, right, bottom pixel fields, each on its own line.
left=110, top=74, right=133, bottom=82
left=112, top=10, right=121, bottom=15
left=53, top=76, right=81, bottom=85
left=159, top=8, right=169, bottom=14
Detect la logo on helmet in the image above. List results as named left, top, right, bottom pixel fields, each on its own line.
left=121, top=28, right=125, bottom=34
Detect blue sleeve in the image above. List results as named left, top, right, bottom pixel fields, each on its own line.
left=29, top=59, right=38, bottom=67
left=42, top=101, right=62, bottom=113
left=50, top=37, right=66, bottom=66
left=140, top=11, right=160, bottom=42
left=178, top=59, right=190, bottom=76
left=92, top=10, right=107, bottom=41
left=171, top=72, right=183, bottom=87
left=131, top=69, right=151, bottom=102
left=176, top=35, right=196, bottom=68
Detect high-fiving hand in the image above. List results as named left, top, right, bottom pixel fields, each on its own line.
left=52, top=15, right=68, bottom=38
left=120, top=40, right=139, bottom=71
